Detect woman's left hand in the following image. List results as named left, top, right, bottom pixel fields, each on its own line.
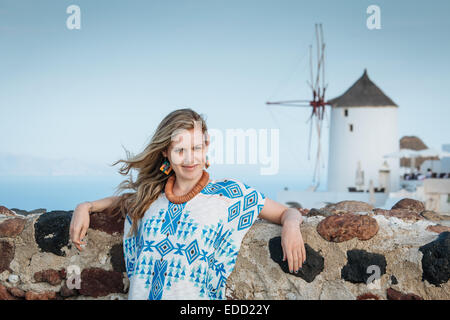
left=280, top=211, right=306, bottom=273
left=258, top=201, right=307, bottom=273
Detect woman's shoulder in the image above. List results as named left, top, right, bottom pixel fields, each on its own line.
left=207, top=177, right=251, bottom=191
left=209, top=177, right=248, bottom=186
left=206, top=177, right=264, bottom=198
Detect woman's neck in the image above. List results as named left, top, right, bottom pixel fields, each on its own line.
left=172, top=170, right=204, bottom=196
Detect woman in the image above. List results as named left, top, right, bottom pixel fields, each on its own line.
left=70, top=108, right=306, bottom=300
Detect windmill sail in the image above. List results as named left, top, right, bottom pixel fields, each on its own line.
left=266, top=23, right=328, bottom=191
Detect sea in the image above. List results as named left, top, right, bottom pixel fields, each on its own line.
left=0, top=174, right=323, bottom=212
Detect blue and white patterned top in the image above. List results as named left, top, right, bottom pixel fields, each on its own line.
left=123, top=177, right=266, bottom=300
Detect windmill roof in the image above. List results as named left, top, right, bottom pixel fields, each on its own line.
left=400, top=136, right=428, bottom=150
left=327, top=69, right=398, bottom=107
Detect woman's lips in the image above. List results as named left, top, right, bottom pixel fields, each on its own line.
left=182, top=164, right=198, bottom=170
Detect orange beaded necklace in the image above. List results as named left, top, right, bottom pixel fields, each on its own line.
left=164, top=169, right=210, bottom=204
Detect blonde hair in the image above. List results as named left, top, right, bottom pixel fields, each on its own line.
left=105, top=108, right=209, bottom=237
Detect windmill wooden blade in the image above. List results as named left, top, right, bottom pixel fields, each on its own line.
left=264, top=23, right=329, bottom=190
left=309, top=45, right=314, bottom=94
left=266, top=100, right=311, bottom=107
left=266, top=103, right=311, bottom=107
left=315, top=23, right=321, bottom=92
left=320, top=24, right=326, bottom=90
left=267, top=100, right=310, bottom=104
left=314, top=23, right=326, bottom=96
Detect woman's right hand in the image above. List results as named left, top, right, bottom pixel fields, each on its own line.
left=70, top=202, right=91, bottom=251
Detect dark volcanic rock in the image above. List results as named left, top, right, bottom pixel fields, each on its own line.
left=341, top=249, right=387, bottom=284
left=109, top=243, right=126, bottom=273
left=0, top=240, right=15, bottom=273
left=29, top=208, right=47, bottom=214
left=34, top=211, right=72, bottom=256
left=419, top=231, right=450, bottom=286
left=79, top=267, right=125, bottom=297
left=317, top=213, right=379, bottom=242
left=9, top=208, right=28, bottom=215
left=391, top=198, right=425, bottom=213
left=269, top=236, right=324, bottom=283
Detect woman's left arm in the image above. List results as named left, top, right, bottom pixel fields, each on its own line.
left=258, top=198, right=306, bottom=274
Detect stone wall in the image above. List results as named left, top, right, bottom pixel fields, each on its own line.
left=0, top=208, right=127, bottom=300
left=0, top=199, right=449, bottom=300
left=227, top=199, right=450, bottom=300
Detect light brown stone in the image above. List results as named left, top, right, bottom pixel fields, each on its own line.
left=0, top=218, right=26, bottom=237
left=0, top=284, right=18, bottom=300
left=421, top=210, right=450, bottom=222
left=7, top=287, right=25, bottom=298
left=373, top=208, right=424, bottom=222
left=0, top=206, right=15, bottom=217
left=25, top=290, right=57, bottom=300
left=316, top=213, right=379, bottom=242
left=0, top=240, right=14, bottom=273
left=323, top=201, right=374, bottom=214
left=426, top=224, right=450, bottom=234
left=391, top=198, right=425, bottom=213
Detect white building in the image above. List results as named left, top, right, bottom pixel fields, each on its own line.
left=326, top=69, right=400, bottom=193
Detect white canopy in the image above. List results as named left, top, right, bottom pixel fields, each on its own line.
left=383, top=148, right=450, bottom=159
left=414, top=148, right=450, bottom=158
left=383, top=149, right=419, bottom=159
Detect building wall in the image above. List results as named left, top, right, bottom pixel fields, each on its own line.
left=327, top=106, right=400, bottom=193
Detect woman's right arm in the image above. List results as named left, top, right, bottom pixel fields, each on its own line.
left=69, top=196, right=120, bottom=251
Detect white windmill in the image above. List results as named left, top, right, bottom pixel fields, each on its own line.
left=266, top=24, right=400, bottom=194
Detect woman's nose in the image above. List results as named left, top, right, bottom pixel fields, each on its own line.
left=183, top=149, right=194, bottom=164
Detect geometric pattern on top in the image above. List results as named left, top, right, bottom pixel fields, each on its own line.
left=123, top=178, right=266, bottom=300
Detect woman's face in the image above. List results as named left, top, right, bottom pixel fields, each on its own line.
left=163, top=127, right=209, bottom=180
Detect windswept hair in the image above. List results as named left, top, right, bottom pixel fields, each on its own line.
left=104, top=108, right=209, bottom=237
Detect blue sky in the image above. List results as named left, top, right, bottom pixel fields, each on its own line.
left=1, top=0, right=449, bottom=189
